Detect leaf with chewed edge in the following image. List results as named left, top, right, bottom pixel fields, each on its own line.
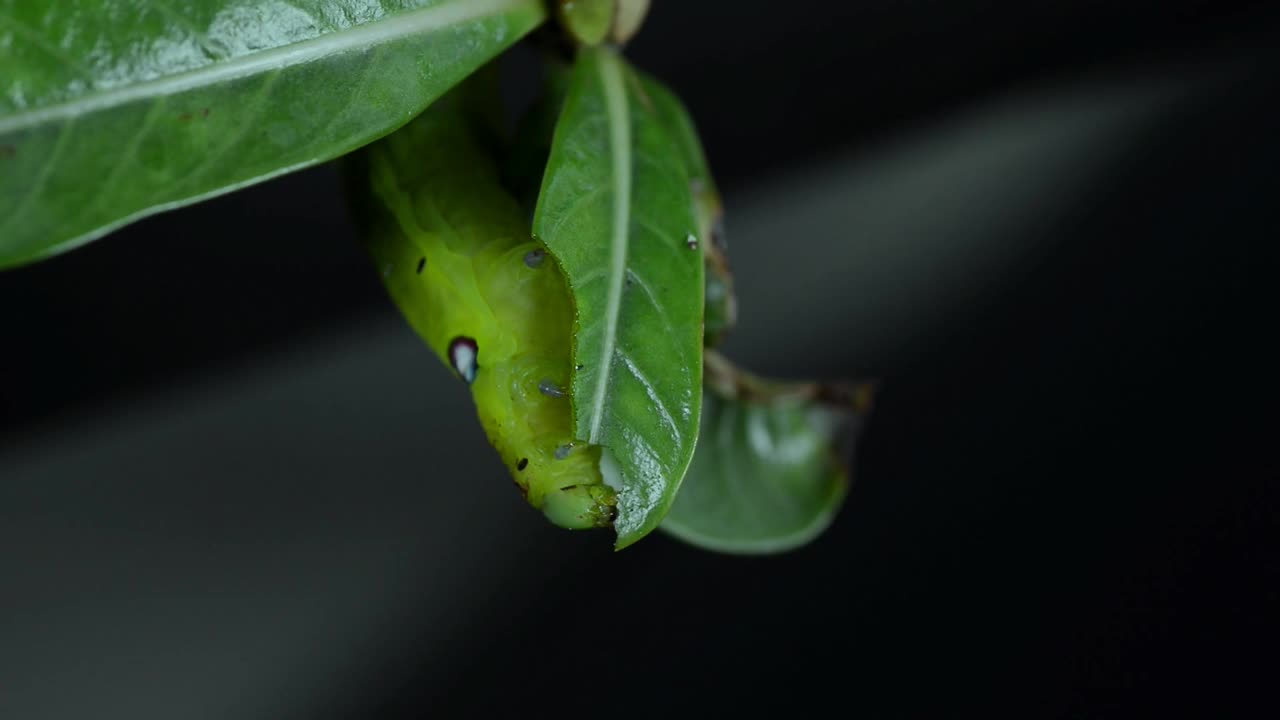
left=532, top=46, right=704, bottom=549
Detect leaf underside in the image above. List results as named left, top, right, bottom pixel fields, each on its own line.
left=660, top=387, right=857, bottom=555
left=532, top=46, right=704, bottom=549
left=0, top=0, right=545, bottom=269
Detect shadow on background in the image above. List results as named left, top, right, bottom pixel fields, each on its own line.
left=2, top=2, right=1277, bottom=718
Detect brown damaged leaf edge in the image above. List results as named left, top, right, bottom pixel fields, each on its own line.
left=703, top=350, right=878, bottom=414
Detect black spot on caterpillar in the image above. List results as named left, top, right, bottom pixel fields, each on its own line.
left=351, top=84, right=616, bottom=531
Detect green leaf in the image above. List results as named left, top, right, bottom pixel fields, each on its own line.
left=635, top=70, right=737, bottom=346
left=635, top=71, right=713, bottom=198
left=0, top=0, right=546, bottom=269
left=661, top=352, right=874, bottom=555
left=532, top=46, right=705, bottom=549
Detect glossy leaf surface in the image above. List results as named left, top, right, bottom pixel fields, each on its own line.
left=532, top=46, right=704, bottom=549
left=661, top=353, right=872, bottom=554
left=0, top=0, right=545, bottom=268
left=636, top=70, right=736, bottom=346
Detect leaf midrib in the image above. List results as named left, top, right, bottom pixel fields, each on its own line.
left=585, top=47, right=630, bottom=444
left=0, top=0, right=542, bottom=135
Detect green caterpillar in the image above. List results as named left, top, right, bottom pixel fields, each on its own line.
left=348, top=86, right=616, bottom=530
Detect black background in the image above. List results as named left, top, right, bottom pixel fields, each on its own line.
left=3, top=1, right=1278, bottom=717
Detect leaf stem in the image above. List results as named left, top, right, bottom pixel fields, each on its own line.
left=704, top=350, right=877, bottom=413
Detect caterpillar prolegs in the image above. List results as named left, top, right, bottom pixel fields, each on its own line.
left=349, top=86, right=616, bottom=530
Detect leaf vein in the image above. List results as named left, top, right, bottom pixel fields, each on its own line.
left=0, top=117, right=76, bottom=236
left=625, top=268, right=671, bottom=328
left=0, top=12, right=95, bottom=80
left=541, top=183, right=605, bottom=241
left=633, top=215, right=686, bottom=260
left=617, top=348, right=682, bottom=450
left=0, top=0, right=543, bottom=135
left=584, top=48, right=630, bottom=444
left=173, top=70, right=282, bottom=195
left=80, top=97, right=168, bottom=225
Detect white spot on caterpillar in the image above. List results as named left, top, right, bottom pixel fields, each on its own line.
left=685, top=233, right=698, bottom=250
left=599, top=448, right=624, bottom=492
left=448, top=336, right=478, bottom=384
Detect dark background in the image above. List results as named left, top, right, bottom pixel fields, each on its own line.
left=3, top=1, right=1278, bottom=717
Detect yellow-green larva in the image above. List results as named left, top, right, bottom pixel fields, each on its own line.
left=351, top=89, right=616, bottom=530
